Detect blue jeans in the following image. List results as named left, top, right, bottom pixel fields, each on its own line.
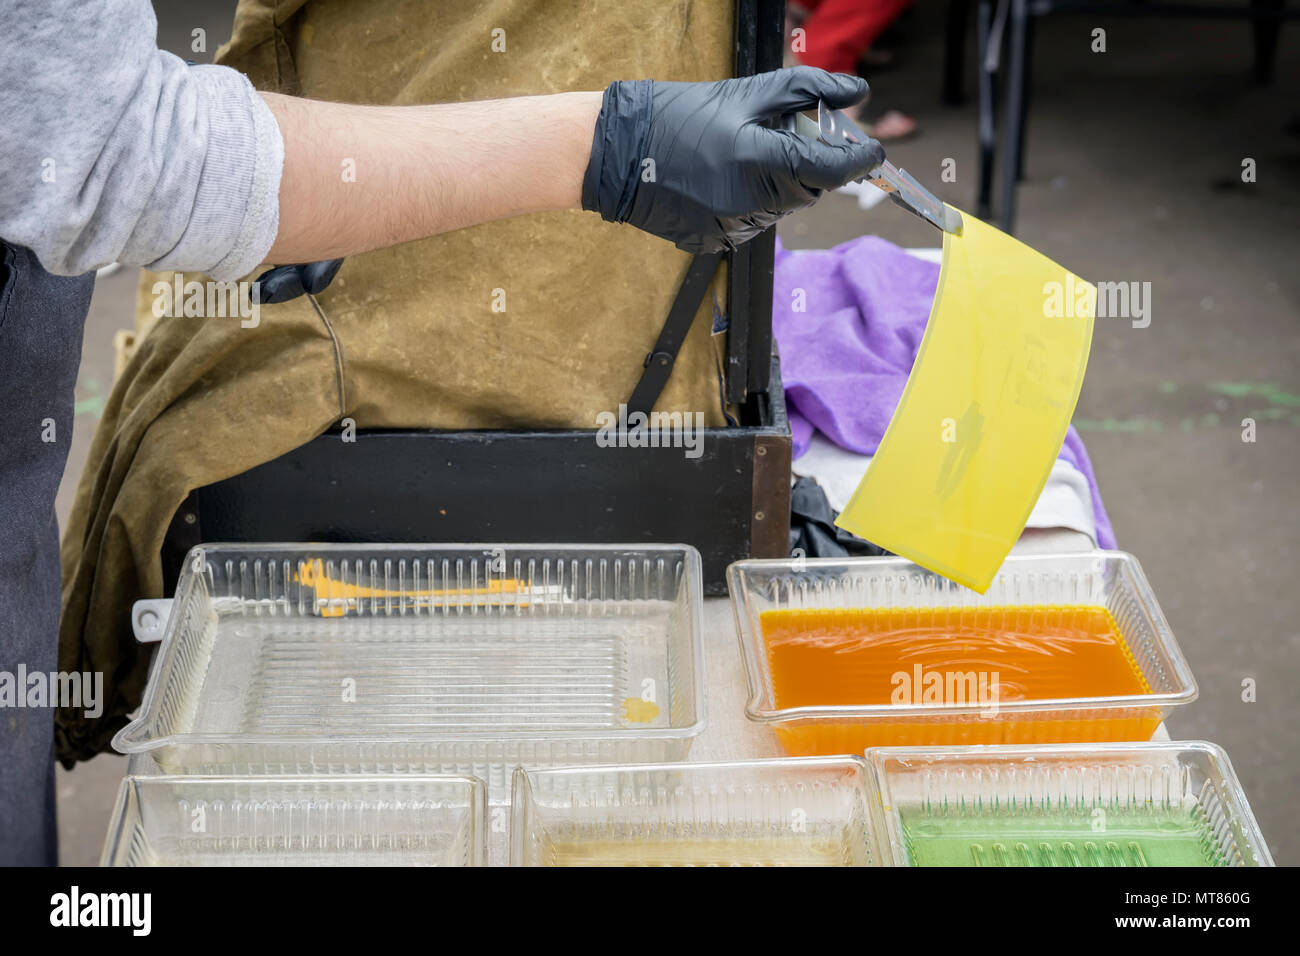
left=0, top=241, right=93, bottom=865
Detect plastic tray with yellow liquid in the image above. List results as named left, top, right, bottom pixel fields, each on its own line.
left=511, top=757, right=889, bottom=866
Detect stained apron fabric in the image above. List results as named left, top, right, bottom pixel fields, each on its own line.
left=58, top=0, right=740, bottom=763
left=0, top=241, right=93, bottom=864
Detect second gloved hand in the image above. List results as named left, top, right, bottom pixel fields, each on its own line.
left=582, top=67, right=885, bottom=253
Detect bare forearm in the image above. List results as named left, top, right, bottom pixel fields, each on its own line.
left=263, top=90, right=602, bottom=264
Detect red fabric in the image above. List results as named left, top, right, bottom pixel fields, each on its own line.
left=794, top=0, right=913, bottom=75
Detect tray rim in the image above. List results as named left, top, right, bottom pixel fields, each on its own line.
left=727, top=550, right=1199, bottom=722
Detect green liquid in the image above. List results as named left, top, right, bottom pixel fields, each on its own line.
left=901, top=806, right=1226, bottom=867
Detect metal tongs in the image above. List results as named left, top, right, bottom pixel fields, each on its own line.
left=788, top=103, right=963, bottom=236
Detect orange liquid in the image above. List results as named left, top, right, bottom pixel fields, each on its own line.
left=760, top=606, right=1158, bottom=753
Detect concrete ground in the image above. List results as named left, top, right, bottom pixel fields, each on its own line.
left=53, top=3, right=1297, bottom=864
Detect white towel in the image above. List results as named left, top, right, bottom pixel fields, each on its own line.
left=792, top=431, right=1098, bottom=546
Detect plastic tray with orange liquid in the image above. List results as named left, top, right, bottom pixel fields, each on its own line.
left=728, top=552, right=1196, bottom=754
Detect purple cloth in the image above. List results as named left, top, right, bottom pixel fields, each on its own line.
left=773, top=235, right=1116, bottom=549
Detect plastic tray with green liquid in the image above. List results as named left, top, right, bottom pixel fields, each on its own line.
left=867, top=742, right=1272, bottom=867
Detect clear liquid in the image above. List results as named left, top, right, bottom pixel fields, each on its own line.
left=189, top=607, right=678, bottom=734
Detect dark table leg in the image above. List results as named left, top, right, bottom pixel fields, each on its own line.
left=945, top=0, right=973, bottom=105
left=1252, top=0, right=1284, bottom=83
left=1000, top=0, right=1029, bottom=232
left=977, top=0, right=999, bottom=220
left=1015, top=13, right=1036, bottom=182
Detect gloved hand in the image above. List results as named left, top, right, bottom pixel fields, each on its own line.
left=582, top=67, right=885, bottom=253
left=254, top=258, right=345, bottom=304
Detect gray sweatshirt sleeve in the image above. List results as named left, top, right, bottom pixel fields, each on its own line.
left=0, top=0, right=284, bottom=281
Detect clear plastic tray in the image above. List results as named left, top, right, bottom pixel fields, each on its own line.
left=511, top=757, right=886, bottom=866
left=865, top=741, right=1273, bottom=866
left=101, top=774, right=486, bottom=866
left=114, top=544, right=705, bottom=792
left=728, top=551, right=1197, bottom=753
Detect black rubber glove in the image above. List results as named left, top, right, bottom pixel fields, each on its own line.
left=254, top=258, right=345, bottom=304
left=582, top=67, right=885, bottom=253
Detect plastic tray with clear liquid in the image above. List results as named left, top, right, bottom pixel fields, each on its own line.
left=114, top=544, right=706, bottom=796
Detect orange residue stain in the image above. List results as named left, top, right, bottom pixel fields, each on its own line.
left=295, top=558, right=524, bottom=617
left=621, top=698, right=661, bottom=723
